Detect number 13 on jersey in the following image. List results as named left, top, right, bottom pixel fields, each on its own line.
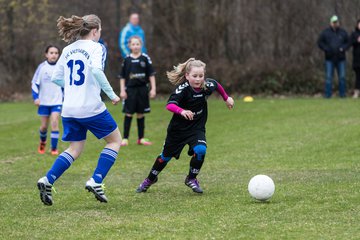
left=67, top=60, right=85, bottom=86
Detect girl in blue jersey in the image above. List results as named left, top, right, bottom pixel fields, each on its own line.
left=31, top=45, right=62, bottom=155
left=119, top=36, right=156, bottom=146
left=37, top=14, right=122, bottom=205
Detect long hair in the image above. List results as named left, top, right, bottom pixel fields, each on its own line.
left=166, top=58, right=206, bottom=85
left=57, top=14, right=101, bottom=43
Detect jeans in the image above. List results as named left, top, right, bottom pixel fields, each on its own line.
left=324, top=60, right=346, bottom=98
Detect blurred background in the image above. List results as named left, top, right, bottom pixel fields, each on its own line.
left=1, top=0, right=360, bottom=100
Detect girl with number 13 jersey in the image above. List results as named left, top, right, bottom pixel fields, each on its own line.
left=37, top=14, right=122, bottom=206
left=54, top=39, right=108, bottom=118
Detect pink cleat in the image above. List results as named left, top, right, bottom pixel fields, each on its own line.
left=120, top=139, right=129, bottom=146
left=137, top=138, right=152, bottom=146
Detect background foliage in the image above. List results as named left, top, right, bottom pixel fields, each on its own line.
left=2, top=0, right=360, bottom=99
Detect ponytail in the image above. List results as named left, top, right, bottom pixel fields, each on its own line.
left=57, top=14, right=101, bottom=43
left=167, top=58, right=206, bottom=85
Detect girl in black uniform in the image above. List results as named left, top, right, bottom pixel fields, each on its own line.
left=119, top=36, right=156, bottom=146
left=136, top=58, right=234, bottom=193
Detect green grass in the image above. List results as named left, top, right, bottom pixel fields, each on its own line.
left=1, top=98, right=360, bottom=239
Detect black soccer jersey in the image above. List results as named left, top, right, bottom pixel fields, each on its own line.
left=120, top=53, right=155, bottom=87
left=166, top=78, right=219, bottom=133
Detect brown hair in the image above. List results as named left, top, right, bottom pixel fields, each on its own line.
left=166, top=58, right=206, bottom=85
left=57, top=14, right=101, bottom=43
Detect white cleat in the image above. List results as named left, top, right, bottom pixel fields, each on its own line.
left=37, top=176, right=53, bottom=206
left=85, top=178, right=108, bottom=203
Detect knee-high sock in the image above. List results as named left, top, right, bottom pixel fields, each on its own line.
left=51, top=131, right=59, bottom=150
left=46, top=152, right=74, bottom=184
left=137, top=117, right=145, bottom=139
left=188, top=156, right=204, bottom=179
left=123, top=116, right=132, bottom=139
left=147, top=155, right=168, bottom=181
left=92, top=148, right=118, bottom=183
left=39, top=129, right=47, bottom=142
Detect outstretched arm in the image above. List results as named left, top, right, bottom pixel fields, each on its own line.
left=215, top=82, right=234, bottom=109
left=91, top=68, right=120, bottom=105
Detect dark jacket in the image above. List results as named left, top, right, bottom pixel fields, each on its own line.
left=351, top=29, right=360, bottom=69
left=318, top=26, right=350, bottom=62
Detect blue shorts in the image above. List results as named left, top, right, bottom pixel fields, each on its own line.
left=62, top=110, right=117, bottom=142
left=38, top=105, right=62, bottom=116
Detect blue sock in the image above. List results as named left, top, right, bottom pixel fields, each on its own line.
left=39, top=130, right=47, bottom=142
left=51, top=131, right=59, bottom=150
left=92, top=148, right=118, bottom=183
left=46, top=152, right=74, bottom=184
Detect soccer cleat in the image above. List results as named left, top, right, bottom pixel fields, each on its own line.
left=85, top=178, right=108, bottom=203
left=120, top=139, right=129, bottom=146
left=136, top=177, right=158, bottom=193
left=137, top=138, right=152, bottom=146
left=185, top=176, right=203, bottom=193
left=37, top=176, right=53, bottom=206
left=38, top=141, right=46, bottom=154
left=50, top=149, right=59, bottom=156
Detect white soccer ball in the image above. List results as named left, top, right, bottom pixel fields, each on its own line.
left=248, top=175, right=275, bottom=201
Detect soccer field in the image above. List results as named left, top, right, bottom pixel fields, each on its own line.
left=0, top=98, right=359, bottom=239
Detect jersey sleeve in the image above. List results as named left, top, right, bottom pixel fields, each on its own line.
left=31, top=63, right=42, bottom=100
left=204, top=78, right=219, bottom=94
left=91, top=68, right=117, bottom=100
left=205, top=78, right=229, bottom=100
left=90, top=43, right=107, bottom=71
left=167, top=82, right=188, bottom=105
left=144, top=54, right=155, bottom=76
left=51, top=55, right=65, bottom=87
left=119, top=58, right=127, bottom=79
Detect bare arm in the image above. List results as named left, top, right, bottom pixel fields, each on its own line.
left=149, top=75, right=156, bottom=98
left=120, top=78, right=127, bottom=100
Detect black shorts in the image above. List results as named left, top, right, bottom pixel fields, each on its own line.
left=162, top=130, right=207, bottom=159
left=123, top=86, right=150, bottom=114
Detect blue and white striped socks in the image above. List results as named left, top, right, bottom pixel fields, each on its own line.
left=92, top=148, right=118, bottom=183
left=51, top=131, right=59, bottom=150
left=46, top=152, right=74, bottom=184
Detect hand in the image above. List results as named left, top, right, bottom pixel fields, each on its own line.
left=226, top=97, right=234, bottom=109
left=34, top=99, right=40, bottom=106
left=357, top=36, right=360, bottom=42
left=120, top=91, right=127, bottom=100
left=339, top=47, right=344, bottom=52
left=149, top=89, right=156, bottom=99
left=111, top=96, right=121, bottom=105
left=181, top=110, right=195, bottom=120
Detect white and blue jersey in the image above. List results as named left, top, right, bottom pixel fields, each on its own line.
left=31, top=61, right=63, bottom=106
left=52, top=40, right=108, bottom=119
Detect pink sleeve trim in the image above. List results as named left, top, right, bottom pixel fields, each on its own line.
left=166, top=103, right=184, bottom=115
left=216, top=83, right=229, bottom=101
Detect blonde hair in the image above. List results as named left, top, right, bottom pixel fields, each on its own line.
left=167, top=58, right=206, bottom=85
left=57, top=14, right=101, bottom=43
left=128, top=36, right=143, bottom=47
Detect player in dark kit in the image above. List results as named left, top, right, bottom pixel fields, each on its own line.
left=136, top=58, right=234, bottom=193
left=119, top=36, right=156, bottom=146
